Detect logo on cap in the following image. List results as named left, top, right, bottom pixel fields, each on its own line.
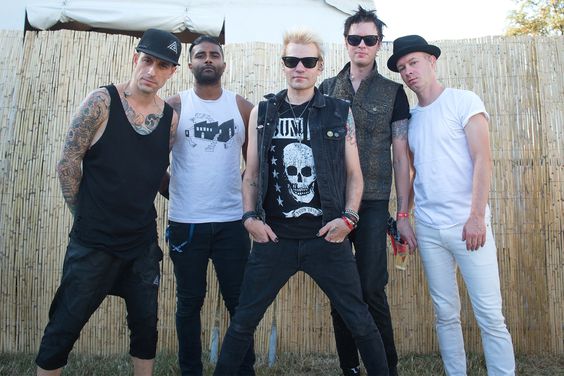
left=167, top=41, right=178, bottom=54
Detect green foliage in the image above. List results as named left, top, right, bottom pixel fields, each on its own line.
left=506, top=0, right=564, bottom=36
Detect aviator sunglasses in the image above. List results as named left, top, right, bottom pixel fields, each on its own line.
left=282, top=56, right=319, bottom=69
left=346, top=35, right=380, bottom=47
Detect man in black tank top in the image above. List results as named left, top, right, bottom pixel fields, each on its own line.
left=36, top=29, right=181, bottom=376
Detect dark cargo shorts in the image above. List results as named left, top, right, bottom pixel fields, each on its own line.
left=35, top=238, right=163, bottom=370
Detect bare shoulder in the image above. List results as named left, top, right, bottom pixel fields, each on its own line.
left=166, top=93, right=182, bottom=116
left=236, top=94, right=254, bottom=122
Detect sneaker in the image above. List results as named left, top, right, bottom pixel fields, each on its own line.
left=342, top=367, right=361, bottom=376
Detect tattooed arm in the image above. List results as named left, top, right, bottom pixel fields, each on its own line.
left=57, top=88, right=110, bottom=214
left=318, top=109, right=363, bottom=243
left=392, top=117, right=417, bottom=250
left=242, top=106, right=277, bottom=243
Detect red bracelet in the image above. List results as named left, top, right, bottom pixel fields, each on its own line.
left=397, top=212, right=410, bottom=219
left=342, top=216, right=355, bottom=230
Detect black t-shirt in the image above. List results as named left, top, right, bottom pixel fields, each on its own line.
left=391, top=87, right=411, bottom=123
left=263, top=100, right=323, bottom=239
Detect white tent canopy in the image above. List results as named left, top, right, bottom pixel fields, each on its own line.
left=25, top=0, right=374, bottom=43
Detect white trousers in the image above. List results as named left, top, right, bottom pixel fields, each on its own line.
left=416, top=221, right=515, bottom=376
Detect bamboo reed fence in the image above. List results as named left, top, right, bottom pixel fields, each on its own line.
left=0, top=30, right=562, bottom=358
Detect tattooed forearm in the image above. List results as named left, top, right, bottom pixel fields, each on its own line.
left=345, top=109, right=357, bottom=146
left=392, top=119, right=408, bottom=140
left=396, top=196, right=404, bottom=212
left=57, top=88, right=109, bottom=214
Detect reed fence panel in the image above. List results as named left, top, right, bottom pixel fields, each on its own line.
left=0, top=30, right=562, bottom=357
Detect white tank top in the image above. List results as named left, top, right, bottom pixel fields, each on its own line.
left=168, top=89, right=246, bottom=223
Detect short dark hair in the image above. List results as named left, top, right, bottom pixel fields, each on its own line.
left=343, top=6, right=387, bottom=40
left=188, top=35, right=224, bottom=59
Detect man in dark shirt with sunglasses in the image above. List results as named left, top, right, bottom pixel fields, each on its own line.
left=213, top=28, right=389, bottom=376
left=319, top=6, right=416, bottom=376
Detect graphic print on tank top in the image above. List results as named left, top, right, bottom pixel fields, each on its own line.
left=185, top=112, right=238, bottom=151
left=264, top=101, right=322, bottom=238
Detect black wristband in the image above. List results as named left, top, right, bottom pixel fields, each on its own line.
left=242, top=211, right=259, bottom=223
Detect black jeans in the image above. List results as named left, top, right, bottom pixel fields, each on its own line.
left=36, top=239, right=162, bottom=370
left=168, top=220, right=254, bottom=376
left=331, top=200, right=398, bottom=374
left=214, top=237, right=389, bottom=376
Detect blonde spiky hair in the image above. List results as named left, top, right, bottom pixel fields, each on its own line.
left=282, top=28, right=325, bottom=62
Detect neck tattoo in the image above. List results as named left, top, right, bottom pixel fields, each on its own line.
left=122, top=82, right=163, bottom=121
left=287, top=96, right=312, bottom=143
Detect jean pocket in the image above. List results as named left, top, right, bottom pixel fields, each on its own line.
left=167, top=222, right=195, bottom=253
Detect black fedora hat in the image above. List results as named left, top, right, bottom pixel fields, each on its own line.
left=136, top=28, right=182, bottom=66
left=387, top=35, right=441, bottom=72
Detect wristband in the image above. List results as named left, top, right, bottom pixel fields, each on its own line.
left=343, top=208, right=360, bottom=223
left=397, top=212, right=410, bottom=219
left=341, top=216, right=355, bottom=230
left=242, top=211, right=259, bottom=223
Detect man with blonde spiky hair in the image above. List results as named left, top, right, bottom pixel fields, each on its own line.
left=213, top=29, right=389, bottom=376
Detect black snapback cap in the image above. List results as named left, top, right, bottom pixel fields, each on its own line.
left=136, top=28, right=182, bottom=66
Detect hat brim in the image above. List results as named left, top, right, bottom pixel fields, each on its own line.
left=387, top=45, right=441, bottom=72
left=136, top=47, right=180, bottom=66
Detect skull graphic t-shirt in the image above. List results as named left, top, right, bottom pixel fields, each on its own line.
left=263, top=100, right=323, bottom=239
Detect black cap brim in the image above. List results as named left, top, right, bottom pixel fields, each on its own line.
left=136, top=47, right=181, bottom=66
left=387, top=45, right=441, bottom=72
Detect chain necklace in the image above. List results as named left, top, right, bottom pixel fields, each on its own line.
left=287, top=95, right=312, bottom=143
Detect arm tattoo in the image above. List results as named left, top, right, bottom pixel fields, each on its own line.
left=345, top=109, right=357, bottom=146
left=167, top=95, right=182, bottom=117
left=249, top=181, right=258, bottom=187
left=58, top=88, right=110, bottom=213
left=392, top=119, right=408, bottom=140
left=397, top=197, right=404, bottom=212
left=121, top=97, right=163, bottom=135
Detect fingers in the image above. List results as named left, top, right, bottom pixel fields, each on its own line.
left=320, top=219, right=348, bottom=243
left=264, top=224, right=278, bottom=243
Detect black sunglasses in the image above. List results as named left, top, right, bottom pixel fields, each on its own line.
left=281, top=56, right=319, bottom=69
left=346, top=35, right=380, bottom=47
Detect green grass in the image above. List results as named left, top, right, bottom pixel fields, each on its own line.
left=1, top=351, right=562, bottom=375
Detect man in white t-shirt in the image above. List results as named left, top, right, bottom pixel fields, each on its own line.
left=387, top=35, right=515, bottom=375
left=164, top=35, right=255, bottom=376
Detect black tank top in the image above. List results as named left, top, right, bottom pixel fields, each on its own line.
left=71, top=84, right=172, bottom=257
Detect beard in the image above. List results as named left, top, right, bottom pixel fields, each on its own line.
left=193, top=65, right=222, bottom=85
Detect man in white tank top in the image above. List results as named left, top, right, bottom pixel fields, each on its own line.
left=164, top=36, right=255, bottom=376
left=388, top=35, right=515, bottom=375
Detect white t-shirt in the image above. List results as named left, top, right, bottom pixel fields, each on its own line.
left=408, top=88, right=491, bottom=228
left=168, top=89, right=246, bottom=223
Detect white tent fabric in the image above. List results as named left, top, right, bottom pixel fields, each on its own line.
left=26, top=0, right=374, bottom=42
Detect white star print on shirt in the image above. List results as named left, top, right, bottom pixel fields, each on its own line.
left=271, top=156, right=277, bottom=165
left=274, top=183, right=281, bottom=192
left=277, top=196, right=284, bottom=206
left=272, top=170, right=279, bottom=178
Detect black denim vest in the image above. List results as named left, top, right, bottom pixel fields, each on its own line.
left=320, top=62, right=401, bottom=200
left=255, top=88, right=350, bottom=225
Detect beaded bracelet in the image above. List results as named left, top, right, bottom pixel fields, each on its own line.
left=396, top=212, right=410, bottom=219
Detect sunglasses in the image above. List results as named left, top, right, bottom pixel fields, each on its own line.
left=346, top=35, right=380, bottom=47
left=281, top=56, right=319, bottom=69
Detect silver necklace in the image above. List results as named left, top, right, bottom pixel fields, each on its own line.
left=287, top=96, right=311, bottom=143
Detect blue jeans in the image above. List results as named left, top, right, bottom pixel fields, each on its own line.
left=331, top=200, right=398, bottom=374
left=168, top=220, right=254, bottom=376
left=36, top=239, right=162, bottom=370
left=214, top=237, right=389, bottom=376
